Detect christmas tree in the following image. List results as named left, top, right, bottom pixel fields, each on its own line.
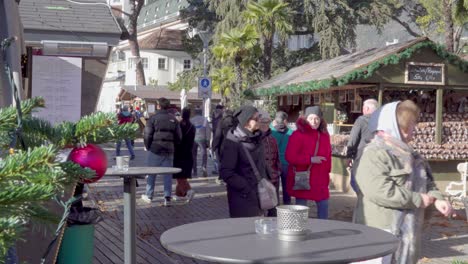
left=0, top=97, right=138, bottom=260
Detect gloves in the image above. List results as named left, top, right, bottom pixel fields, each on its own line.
left=311, top=156, right=326, bottom=164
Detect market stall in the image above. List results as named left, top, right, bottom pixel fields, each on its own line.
left=253, top=37, right=468, bottom=189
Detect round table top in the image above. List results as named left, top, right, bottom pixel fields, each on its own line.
left=105, top=167, right=181, bottom=177
left=160, top=217, right=399, bottom=264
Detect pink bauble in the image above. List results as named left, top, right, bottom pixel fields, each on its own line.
left=68, top=144, right=108, bottom=183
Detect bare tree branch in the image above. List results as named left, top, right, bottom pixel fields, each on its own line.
left=390, top=15, right=421, bottom=38
left=111, top=6, right=132, bottom=17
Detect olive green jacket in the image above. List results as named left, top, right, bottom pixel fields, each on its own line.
left=354, top=144, right=444, bottom=230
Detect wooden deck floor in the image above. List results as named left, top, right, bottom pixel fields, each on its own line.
left=93, top=218, right=178, bottom=264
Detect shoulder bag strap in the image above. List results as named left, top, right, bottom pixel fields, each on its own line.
left=241, top=145, right=262, bottom=182
left=314, top=132, right=320, bottom=157
left=293, top=132, right=320, bottom=173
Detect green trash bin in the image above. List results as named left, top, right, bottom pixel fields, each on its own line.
left=57, top=224, right=95, bottom=264
left=57, top=207, right=101, bottom=264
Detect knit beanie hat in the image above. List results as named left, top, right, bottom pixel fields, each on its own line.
left=258, top=110, right=271, bottom=122
left=234, top=105, right=258, bottom=127
left=274, top=111, right=288, bottom=123
left=304, top=106, right=322, bottom=118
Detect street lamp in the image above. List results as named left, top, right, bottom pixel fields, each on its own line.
left=198, top=30, right=212, bottom=119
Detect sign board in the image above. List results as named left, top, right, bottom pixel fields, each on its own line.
left=405, top=62, right=445, bottom=85
left=198, top=77, right=212, bottom=99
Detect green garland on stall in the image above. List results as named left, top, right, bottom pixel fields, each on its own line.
left=254, top=40, right=468, bottom=96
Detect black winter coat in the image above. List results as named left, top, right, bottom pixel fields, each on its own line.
left=220, top=126, right=269, bottom=218
left=212, top=113, right=237, bottom=156
left=144, top=109, right=182, bottom=155
left=173, top=121, right=195, bottom=179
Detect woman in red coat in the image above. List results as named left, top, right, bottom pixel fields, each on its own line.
left=285, top=106, right=332, bottom=219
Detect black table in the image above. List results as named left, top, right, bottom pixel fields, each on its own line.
left=105, top=167, right=181, bottom=264
left=160, top=217, right=399, bottom=263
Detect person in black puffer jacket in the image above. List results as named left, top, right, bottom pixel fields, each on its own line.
left=220, top=105, right=270, bottom=218
left=142, top=98, right=182, bottom=206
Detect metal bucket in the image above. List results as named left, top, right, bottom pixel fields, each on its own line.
left=116, top=156, right=129, bottom=170
left=276, top=205, right=309, bottom=241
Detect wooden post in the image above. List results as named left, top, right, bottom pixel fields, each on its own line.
left=435, top=88, right=443, bottom=144
left=378, top=83, right=383, bottom=107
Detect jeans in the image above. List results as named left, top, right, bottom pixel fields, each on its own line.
left=116, top=138, right=135, bottom=157
left=350, top=172, right=359, bottom=193
left=192, top=140, right=207, bottom=175
left=5, top=246, right=18, bottom=264
left=280, top=163, right=291, bottom=205
left=145, top=152, right=173, bottom=199
left=296, top=198, right=329, bottom=219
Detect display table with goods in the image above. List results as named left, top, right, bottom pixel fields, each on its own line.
left=329, top=111, right=468, bottom=192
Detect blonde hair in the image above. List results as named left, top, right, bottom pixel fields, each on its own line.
left=396, top=100, right=420, bottom=133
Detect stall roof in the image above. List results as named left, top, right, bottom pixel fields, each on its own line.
left=253, top=37, right=468, bottom=96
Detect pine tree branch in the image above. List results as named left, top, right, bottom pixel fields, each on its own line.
left=0, top=217, right=25, bottom=258
left=0, top=97, right=45, bottom=132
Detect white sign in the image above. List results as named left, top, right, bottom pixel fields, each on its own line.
left=147, top=103, right=155, bottom=114
left=198, top=77, right=212, bottom=99
left=32, top=56, right=82, bottom=124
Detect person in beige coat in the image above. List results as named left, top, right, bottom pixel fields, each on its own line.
left=354, top=100, right=453, bottom=264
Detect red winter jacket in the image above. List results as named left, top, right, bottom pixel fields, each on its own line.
left=285, top=118, right=332, bottom=201
left=118, top=112, right=134, bottom=125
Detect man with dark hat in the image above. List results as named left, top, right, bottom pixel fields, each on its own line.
left=270, top=111, right=293, bottom=205
left=220, top=105, right=270, bottom=217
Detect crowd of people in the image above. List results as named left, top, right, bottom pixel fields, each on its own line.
left=115, top=97, right=454, bottom=263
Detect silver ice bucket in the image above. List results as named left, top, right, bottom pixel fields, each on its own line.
left=276, top=205, right=309, bottom=241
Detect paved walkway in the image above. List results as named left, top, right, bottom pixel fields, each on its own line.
left=88, top=139, right=468, bottom=264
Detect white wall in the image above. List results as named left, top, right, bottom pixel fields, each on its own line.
left=97, top=81, right=122, bottom=113
left=124, top=49, right=196, bottom=85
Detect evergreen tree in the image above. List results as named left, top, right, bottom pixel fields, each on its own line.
left=303, top=0, right=396, bottom=58
left=417, top=0, right=468, bottom=52
left=212, top=25, right=261, bottom=107
left=0, top=97, right=138, bottom=260
left=211, top=66, right=236, bottom=104
left=207, top=0, right=250, bottom=35
left=244, top=0, right=294, bottom=80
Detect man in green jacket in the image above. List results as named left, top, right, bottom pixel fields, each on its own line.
left=270, top=111, right=293, bottom=205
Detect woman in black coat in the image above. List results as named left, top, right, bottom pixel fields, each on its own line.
left=173, top=108, right=196, bottom=201
left=220, top=105, right=270, bottom=218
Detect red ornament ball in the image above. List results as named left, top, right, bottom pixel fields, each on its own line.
left=68, top=144, right=108, bottom=183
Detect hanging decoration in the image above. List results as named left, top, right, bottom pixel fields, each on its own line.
left=253, top=40, right=468, bottom=97
left=68, top=144, right=108, bottom=183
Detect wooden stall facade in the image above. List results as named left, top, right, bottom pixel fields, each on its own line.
left=253, top=37, right=468, bottom=186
